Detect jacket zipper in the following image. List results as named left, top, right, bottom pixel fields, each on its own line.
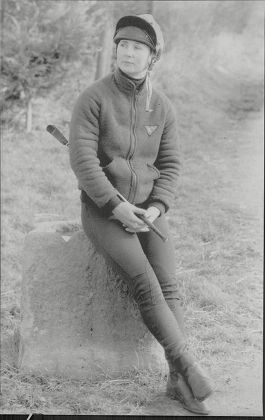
left=127, top=88, right=138, bottom=203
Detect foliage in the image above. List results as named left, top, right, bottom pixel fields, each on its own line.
left=0, top=0, right=103, bottom=127
left=1, top=0, right=263, bottom=130
left=154, top=1, right=261, bottom=57
left=151, top=0, right=263, bottom=143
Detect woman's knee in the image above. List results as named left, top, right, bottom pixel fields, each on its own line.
left=129, top=265, right=165, bottom=311
left=151, top=263, right=180, bottom=299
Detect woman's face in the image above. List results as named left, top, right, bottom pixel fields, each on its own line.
left=117, top=39, right=152, bottom=78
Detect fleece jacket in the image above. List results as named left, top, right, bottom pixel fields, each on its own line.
left=69, top=67, right=180, bottom=215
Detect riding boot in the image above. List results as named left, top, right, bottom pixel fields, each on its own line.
left=140, top=297, right=213, bottom=402
left=164, top=299, right=210, bottom=414
left=172, top=353, right=213, bottom=401
left=167, top=371, right=210, bottom=415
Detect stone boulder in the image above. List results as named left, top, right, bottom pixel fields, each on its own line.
left=19, top=221, right=166, bottom=379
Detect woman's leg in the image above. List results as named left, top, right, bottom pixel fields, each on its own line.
left=137, top=214, right=185, bottom=332
left=82, top=201, right=182, bottom=329
left=137, top=216, right=210, bottom=413
left=81, top=201, right=213, bottom=402
left=137, top=215, right=213, bottom=407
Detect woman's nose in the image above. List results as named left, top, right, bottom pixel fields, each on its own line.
left=125, top=46, right=134, bottom=57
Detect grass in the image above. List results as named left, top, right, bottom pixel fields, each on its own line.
left=1, top=364, right=165, bottom=414
left=1, top=11, right=263, bottom=413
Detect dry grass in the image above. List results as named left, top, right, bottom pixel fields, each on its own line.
left=1, top=363, right=165, bottom=414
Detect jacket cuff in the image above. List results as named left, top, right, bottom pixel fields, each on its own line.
left=101, top=194, right=123, bottom=217
left=148, top=201, right=166, bottom=215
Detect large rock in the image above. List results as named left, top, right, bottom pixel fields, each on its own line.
left=19, top=221, right=166, bottom=379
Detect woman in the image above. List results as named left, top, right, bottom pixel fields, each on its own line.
left=69, top=14, right=213, bottom=415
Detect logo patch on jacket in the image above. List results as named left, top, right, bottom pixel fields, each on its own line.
left=144, top=125, right=158, bottom=136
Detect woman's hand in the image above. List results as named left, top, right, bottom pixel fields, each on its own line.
left=112, top=202, right=149, bottom=232
left=111, top=203, right=160, bottom=233
left=124, top=205, right=160, bottom=233
left=144, top=206, right=160, bottom=223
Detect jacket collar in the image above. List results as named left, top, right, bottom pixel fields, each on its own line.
left=114, top=67, right=147, bottom=96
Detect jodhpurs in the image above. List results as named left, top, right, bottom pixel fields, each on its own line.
left=81, top=198, right=186, bottom=361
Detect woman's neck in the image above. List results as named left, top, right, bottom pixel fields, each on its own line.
left=119, top=68, right=147, bottom=87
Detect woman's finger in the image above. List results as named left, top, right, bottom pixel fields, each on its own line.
left=125, top=226, right=149, bottom=233
left=123, top=220, right=149, bottom=232
left=131, top=214, right=146, bottom=227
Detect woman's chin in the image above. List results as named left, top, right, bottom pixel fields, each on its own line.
left=120, top=65, right=135, bottom=76
left=119, top=66, right=147, bottom=79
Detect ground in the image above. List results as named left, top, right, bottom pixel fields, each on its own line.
left=143, top=349, right=262, bottom=416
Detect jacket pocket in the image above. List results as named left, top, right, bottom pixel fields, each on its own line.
left=147, top=163, right=160, bottom=179
left=102, top=157, right=127, bottom=176
left=102, top=157, right=131, bottom=187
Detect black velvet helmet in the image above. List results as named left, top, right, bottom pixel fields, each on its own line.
left=113, top=14, right=164, bottom=61
left=114, top=15, right=157, bottom=51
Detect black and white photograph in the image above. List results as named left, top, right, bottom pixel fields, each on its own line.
left=1, top=0, right=263, bottom=416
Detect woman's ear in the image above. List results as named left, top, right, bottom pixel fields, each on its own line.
left=148, top=55, right=157, bottom=70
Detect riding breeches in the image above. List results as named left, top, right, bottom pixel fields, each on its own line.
left=81, top=199, right=186, bottom=359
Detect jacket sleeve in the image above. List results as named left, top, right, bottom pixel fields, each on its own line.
left=69, top=89, right=121, bottom=209
left=148, top=100, right=180, bottom=213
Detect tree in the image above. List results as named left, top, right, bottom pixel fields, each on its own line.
left=93, top=1, right=114, bottom=80
left=1, top=0, right=97, bottom=131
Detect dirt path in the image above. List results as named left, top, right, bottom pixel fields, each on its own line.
left=142, top=110, right=264, bottom=417
left=142, top=353, right=262, bottom=416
